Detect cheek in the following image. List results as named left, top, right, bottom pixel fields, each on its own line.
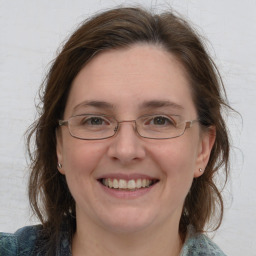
left=148, top=138, right=198, bottom=190
left=61, top=140, right=108, bottom=206
left=62, top=140, right=107, bottom=176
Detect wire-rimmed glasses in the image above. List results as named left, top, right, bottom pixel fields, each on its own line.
left=59, top=114, right=199, bottom=140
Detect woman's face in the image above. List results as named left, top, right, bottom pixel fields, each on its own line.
left=57, top=44, right=214, bottom=234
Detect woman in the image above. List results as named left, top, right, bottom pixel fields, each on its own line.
left=0, top=6, right=230, bottom=256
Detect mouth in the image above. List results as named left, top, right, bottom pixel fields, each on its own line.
left=98, top=178, right=159, bottom=191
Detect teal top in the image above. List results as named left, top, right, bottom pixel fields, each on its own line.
left=0, top=225, right=226, bottom=255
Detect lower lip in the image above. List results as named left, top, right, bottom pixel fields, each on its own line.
left=98, top=181, right=157, bottom=199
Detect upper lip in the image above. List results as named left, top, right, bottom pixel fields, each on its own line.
left=96, top=173, right=159, bottom=181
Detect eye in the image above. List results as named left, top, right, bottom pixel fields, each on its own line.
left=147, top=115, right=176, bottom=126
left=79, top=115, right=110, bottom=126
left=87, top=117, right=104, bottom=125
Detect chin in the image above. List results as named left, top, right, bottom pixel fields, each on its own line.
left=97, top=207, right=156, bottom=234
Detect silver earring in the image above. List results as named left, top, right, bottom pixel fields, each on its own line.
left=57, top=163, right=62, bottom=169
left=199, top=168, right=203, bottom=172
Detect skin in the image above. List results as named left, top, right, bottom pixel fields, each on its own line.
left=56, top=44, right=215, bottom=256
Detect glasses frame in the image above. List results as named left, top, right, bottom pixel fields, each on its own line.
left=58, top=114, right=199, bottom=140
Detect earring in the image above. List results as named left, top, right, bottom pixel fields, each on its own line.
left=199, top=168, right=204, bottom=172
left=57, top=163, right=62, bottom=169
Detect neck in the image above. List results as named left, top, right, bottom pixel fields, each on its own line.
left=72, top=216, right=183, bottom=256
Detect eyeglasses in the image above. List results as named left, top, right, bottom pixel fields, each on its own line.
left=59, top=114, right=199, bottom=140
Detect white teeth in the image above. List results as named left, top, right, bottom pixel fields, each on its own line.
left=119, top=179, right=126, bottom=189
left=128, top=180, right=136, bottom=189
left=136, top=179, right=142, bottom=188
left=108, top=178, right=113, bottom=188
left=101, top=178, right=155, bottom=190
left=113, top=179, right=118, bottom=188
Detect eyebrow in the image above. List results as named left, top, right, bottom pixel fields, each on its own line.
left=139, top=100, right=184, bottom=111
left=73, top=100, right=114, bottom=112
left=73, top=99, right=184, bottom=113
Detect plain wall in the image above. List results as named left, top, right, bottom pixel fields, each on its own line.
left=0, top=0, right=255, bottom=255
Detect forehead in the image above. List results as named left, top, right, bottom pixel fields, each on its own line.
left=65, top=44, right=196, bottom=118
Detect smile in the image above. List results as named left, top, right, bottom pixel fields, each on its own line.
left=99, top=178, right=159, bottom=190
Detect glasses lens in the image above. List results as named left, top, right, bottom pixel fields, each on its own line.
left=68, top=115, right=116, bottom=139
left=136, top=115, right=186, bottom=139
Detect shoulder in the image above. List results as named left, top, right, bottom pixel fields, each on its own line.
left=180, top=226, right=226, bottom=256
left=0, top=225, right=42, bottom=256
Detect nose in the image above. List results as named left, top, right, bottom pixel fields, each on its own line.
left=107, top=121, right=146, bottom=165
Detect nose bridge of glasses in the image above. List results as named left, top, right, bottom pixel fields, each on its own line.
left=114, top=119, right=137, bottom=133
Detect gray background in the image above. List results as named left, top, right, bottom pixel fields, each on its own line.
left=0, top=0, right=255, bottom=255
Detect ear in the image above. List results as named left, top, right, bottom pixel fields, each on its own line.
left=194, top=126, right=216, bottom=178
left=56, top=127, right=65, bottom=175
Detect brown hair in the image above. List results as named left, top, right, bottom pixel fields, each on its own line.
left=27, top=6, right=230, bottom=253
